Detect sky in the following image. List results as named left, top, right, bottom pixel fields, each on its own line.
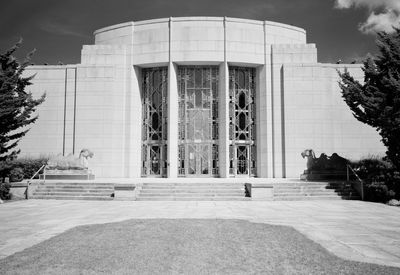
left=1, top=0, right=399, bottom=65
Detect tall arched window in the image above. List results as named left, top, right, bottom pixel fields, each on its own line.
left=177, top=66, right=219, bottom=177
left=229, top=67, right=256, bottom=176
left=142, top=67, right=168, bottom=177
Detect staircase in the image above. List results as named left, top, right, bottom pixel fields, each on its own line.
left=137, top=182, right=247, bottom=201
left=272, top=180, right=360, bottom=201
left=28, top=179, right=360, bottom=201
left=30, top=181, right=114, bottom=200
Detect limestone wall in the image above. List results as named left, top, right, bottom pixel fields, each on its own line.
left=282, top=63, right=385, bottom=177
left=18, top=17, right=384, bottom=178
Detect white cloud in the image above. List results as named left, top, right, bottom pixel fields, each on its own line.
left=334, top=0, right=400, bottom=34
left=39, top=21, right=89, bottom=38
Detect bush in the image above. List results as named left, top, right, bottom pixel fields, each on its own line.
left=0, top=156, right=49, bottom=181
left=9, top=167, right=24, bottom=182
left=14, top=156, right=49, bottom=179
left=0, top=182, right=11, bottom=200
left=352, top=157, right=399, bottom=203
left=365, top=182, right=393, bottom=202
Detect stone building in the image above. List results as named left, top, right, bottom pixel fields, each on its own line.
left=20, top=17, right=384, bottom=178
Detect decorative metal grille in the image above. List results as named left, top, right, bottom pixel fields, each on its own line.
left=178, top=67, right=219, bottom=176
left=229, top=67, right=256, bottom=176
left=141, top=67, right=168, bottom=177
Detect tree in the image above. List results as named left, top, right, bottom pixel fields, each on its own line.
left=338, top=28, right=400, bottom=170
left=0, top=40, right=45, bottom=161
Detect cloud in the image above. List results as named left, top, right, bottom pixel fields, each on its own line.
left=334, top=0, right=400, bottom=34
left=39, top=21, right=89, bottom=38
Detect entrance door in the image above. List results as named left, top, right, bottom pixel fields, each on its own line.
left=228, top=67, right=256, bottom=177
left=177, top=66, right=219, bottom=177
left=188, top=144, right=210, bottom=175
left=237, top=146, right=248, bottom=175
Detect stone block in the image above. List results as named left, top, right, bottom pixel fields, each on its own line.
left=114, top=184, right=136, bottom=200
left=245, top=183, right=274, bottom=200
left=9, top=182, right=28, bottom=199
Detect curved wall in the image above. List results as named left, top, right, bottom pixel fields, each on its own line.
left=20, top=17, right=384, bottom=178
left=93, top=17, right=307, bottom=65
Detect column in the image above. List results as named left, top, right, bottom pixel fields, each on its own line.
left=167, top=62, right=179, bottom=177
left=218, top=62, right=229, bottom=178
left=63, top=67, right=77, bottom=156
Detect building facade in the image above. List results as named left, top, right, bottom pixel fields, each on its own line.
left=20, top=17, right=384, bottom=178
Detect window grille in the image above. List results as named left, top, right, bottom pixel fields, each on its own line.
left=177, top=66, right=219, bottom=176
left=141, top=67, right=168, bottom=177
left=229, top=67, right=256, bottom=176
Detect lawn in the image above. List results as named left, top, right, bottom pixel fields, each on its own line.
left=0, top=219, right=398, bottom=274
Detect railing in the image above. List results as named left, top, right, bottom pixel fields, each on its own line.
left=26, top=164, right=46, bottom=199
left=346, top=164, right=364, bottom=200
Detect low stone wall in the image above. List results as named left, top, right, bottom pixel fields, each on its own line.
left=245, top=183, right=274, bottom=201
left=114, top=184, right=136, bottom=201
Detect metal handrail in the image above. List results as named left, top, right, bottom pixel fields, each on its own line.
left=346, top=164, right=364, bottom=200
left=26, top=164, right=46, bottom=199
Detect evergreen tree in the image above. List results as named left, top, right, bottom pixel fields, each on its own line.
left=0, top=40, right=45, bottom=161
left=338, top=29, right=400, bottom=169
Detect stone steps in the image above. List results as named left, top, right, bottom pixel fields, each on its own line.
left=33, top=191, right=112, bottom=196
left=137, top=182, right=246, bottom=201
left=31, top=195, right=113, bottom=201
left=136, top=196, right=249, bottom=201
left=273, top=195, right=359, bottom=201
left=33, top=186, right=114, bottom=192
left=29, top=179, right=361, bottom=201
left=31, top=182, right=114, bottom=200
left=271, top=181, right=359, bottom=201
left=140, top=189, right=243, bottom=193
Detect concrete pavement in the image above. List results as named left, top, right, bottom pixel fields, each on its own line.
left=0, top=200, right=399, bottom=267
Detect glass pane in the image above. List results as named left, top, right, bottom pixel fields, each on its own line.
left=178, top=66, right=219, bottom=176
left=152, top=112, right=159, bottom=130
left=141, top=67, right=168, bottom=177
left=238, top=70, right=245, bottom=88
left=195, top=90, right=202, bottom=108
left=188, top=145, right=196, bottom=174
left=195, top=69, right=202, bottom=87
left=238, top=92, right=246, bottom=109
left=229, top=67, right=256, bottom=176
left=152, top=90, right=160, bottom=108
left=201, top=145, right=209, bottom=174
left=239, top=113, right=246, bottom=130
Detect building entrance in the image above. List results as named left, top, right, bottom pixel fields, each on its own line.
left=229, top=67, right=256, bottom=177
left=141, top=67, right=168, bottom=177
left=178, top=66, right=219, bottom=177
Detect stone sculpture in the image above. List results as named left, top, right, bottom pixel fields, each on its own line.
left=43, top=149, right=95, bottom=180
left=300, top=149, right=348, bottom=180
left=47, top=149, right=94, bottom=170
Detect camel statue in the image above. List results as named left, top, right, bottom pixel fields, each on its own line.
left=47, top=149, right=94, bottom=170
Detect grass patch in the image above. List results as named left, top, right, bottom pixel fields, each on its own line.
left=0, top=219, right=398, bottom=274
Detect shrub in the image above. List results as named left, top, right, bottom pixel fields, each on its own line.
left=365, top=182, right=393, bottom=202
left=13, top=156, right=49, bottom=179
left=352, top=157, right=399, bottom=203
left=9, top=167, right=24, bottom=182
left=0, top=182, right=11, bottom=200
left=0, top=156, right=49, bottom=181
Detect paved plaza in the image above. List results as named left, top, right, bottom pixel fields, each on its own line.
left=0, top=200, right=399, bottom=268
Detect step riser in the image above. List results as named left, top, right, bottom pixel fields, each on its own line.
left=36, top=185, right=113, bottom=188
left=140, top=189, right=244, bottom=193
left=33, top=193, right=112, bottom=197
left=136, top=198, right=248, bottom=201
left=274, top=197, right=359, bottom=201
left=140, top=194, right=244, bottom=197
left=30, top=196, right=113, bottom=201
left=142, top=184, right=244, bottom=188
left=35, top=189, right=113, bottom=193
